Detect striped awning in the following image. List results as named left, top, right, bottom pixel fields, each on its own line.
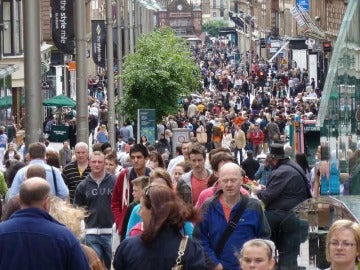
left=0, top=64, right=19, bottom=79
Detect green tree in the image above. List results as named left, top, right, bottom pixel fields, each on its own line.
left=117, top=27, right=201, bottom=122
left=202, top=20, right=230, bottom=37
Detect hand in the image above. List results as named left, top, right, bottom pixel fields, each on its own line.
left=214, top=264, right=223, bottom=270
left=253, top=185, right=263, bottom=195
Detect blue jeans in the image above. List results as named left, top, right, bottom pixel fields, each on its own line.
left=85, top=234, right=112, bottom=269
left=233, top=147, right=243, bottom=164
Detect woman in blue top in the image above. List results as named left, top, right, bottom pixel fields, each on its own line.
left=126, top=168, right=194, bottom=238
left=313, top=144, right=340, bottom=196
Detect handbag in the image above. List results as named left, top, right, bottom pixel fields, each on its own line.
left=196, top=132, right=207, bottom=144
left=215, top=195, right=249, bottom=257
left=172, top=236, right=189, bottom=270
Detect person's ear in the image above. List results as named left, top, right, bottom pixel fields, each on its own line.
left=43, top=196, right=51, bottom=212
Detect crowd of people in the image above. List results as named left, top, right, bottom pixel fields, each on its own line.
left=0, top=41, right=357, bottom=270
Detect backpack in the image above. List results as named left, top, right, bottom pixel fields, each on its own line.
left=212, top=126, right=221, bottom=136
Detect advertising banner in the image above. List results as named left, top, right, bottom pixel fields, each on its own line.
left=91, top=20, right=106, bottom=68
left=137, top=109, right=156, bottom=144
left=51, top=0, right=75, bottom=54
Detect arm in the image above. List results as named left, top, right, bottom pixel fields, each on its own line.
left=254, top=165, right=264, bottom=180
left=313, top=165, right=320, bottom=197
left=257, top=172, right=289, bottom=206
left=73, top=182, right=86, bottom=207
left=8, top=169, right=25, bottom=199
left=196, top=203, right=221, bottom=269
left=54, top=168, right=69, bottom=199
left=111, top=170, right=126, bottom=231
left=126, top=204, right=142, bottom=238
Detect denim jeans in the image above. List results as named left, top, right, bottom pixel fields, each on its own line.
left=85, top=234, right=112, bottom=269
left=233, top=147, right=243, bottom=164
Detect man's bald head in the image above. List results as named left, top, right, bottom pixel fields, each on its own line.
left=19, top=177, right=51, bottom=210
left=219, top=162, right=242, bottom=179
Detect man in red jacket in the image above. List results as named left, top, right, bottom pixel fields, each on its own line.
left=111, top=144, right=151, bottom=240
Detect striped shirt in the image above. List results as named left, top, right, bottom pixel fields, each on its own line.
left=62, top=160, right=91, bottom=203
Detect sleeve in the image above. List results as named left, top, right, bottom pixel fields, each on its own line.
left=196, top=203, right=220, bottom=268
left=111, top=170, right=126, bottom=232
left=68, top=242, right=91, bottom=270
left=73, top=182, right=86, bottom=207
left=126, top=205, right=142, bottom=238
left=254, top=165, right=264, bottom=180
left=54, top=168, right=69, bottom=199
left=257, top=172, right=288, bottom=206
left=8, top=170, right=24, bottom=199
left=185, top=240, right=207, bottom=270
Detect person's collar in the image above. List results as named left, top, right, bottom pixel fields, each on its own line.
left=29, top=159, right=46, bottom=165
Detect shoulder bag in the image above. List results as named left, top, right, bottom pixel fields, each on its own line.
left=215, top=195, right=249, bottom=257
left=172, top=236, right=189, bottom=270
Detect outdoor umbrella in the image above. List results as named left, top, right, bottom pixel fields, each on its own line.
left=42, top=94, right=76, bottom=107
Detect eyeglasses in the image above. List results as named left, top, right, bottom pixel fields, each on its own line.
left=144, top=185, right=152, bottom=197
left=329, top=240, right=356, bottom=248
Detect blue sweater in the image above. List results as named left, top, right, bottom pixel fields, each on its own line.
left=0, top=208, right=90, bottom=270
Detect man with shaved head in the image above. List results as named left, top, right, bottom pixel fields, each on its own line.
left=0, top=177, right=89, bottom=269
left=196, top=163, right=270, bottom=270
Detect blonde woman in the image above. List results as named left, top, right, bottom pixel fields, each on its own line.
left=50, top=197, right=105, bottom=270
left=325, top=219, right=360, bottom=270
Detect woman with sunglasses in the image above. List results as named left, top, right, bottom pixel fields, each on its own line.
left=113, top=184, right=206, bottom=270
left=325, top=219, right=360, bottom=270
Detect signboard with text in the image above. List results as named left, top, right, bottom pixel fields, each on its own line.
left=137, top=109, right=156, bottom=144
left=51, top=0, right=75, bottom=54
left=91, top=20, right=106, bottom=68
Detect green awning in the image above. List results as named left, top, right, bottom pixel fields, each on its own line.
left=0, top=96, right=25, bottom=108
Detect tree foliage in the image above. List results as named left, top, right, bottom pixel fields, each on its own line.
left=202, top=20, right=230, bottom=37
left=118, top=27, right=201, bottom=122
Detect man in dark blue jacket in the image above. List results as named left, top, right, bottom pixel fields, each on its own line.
left=0, top=177, right=89, bottom=270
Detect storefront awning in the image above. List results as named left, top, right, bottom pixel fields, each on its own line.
left=0, top=64, right=19, bottom=79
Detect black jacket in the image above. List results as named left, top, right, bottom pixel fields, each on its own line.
left=113, top=225, right=206, bottom=270
left=258, top=159, right=310, bottom=212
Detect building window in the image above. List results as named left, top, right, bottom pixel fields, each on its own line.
left=212, top=0, right=216, bottom=9
left=213, top=12, right=216, bottom=17
left=2, top=0, right=23, bottom=56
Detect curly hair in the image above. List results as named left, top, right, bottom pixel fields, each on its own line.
left=49, top=197, right=87, bottom=237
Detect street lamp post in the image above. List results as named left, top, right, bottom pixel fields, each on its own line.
left=116, top=0, right=124, bottom=127
left=24, top=0, right=42, bottom=146
left=106, top=0, right=115, bottom=146
left=248, top=0, right=253, bottom=76
left=75, top=0, right=89, bottom=144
